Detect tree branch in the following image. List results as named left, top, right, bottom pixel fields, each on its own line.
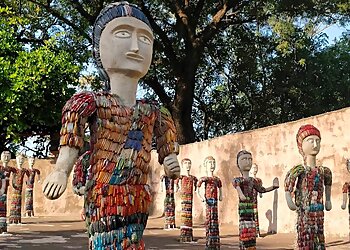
left=174, top=0, right=196, bottom=46
left=27, top=0, right=91, bottom=43
left=68, top=0, right=95, bottom=24
left=138, top=1, right=180, bottom=73
left=143, top=76, right=172, bottom=106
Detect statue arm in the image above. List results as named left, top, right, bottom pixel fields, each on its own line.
left=324, top=167, right=332, bottom=211
left=284, top=165, right=303, bottom=211
left=42, top=91, right=96, bottom=200
left=196, top=178, right=205, bottom=202
left=154, top=107, right=180, bottom=179
left=342, top=182, right=349, bottom=210
left=232, top=178, right=246, bottom=201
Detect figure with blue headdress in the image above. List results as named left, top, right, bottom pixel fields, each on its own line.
left=42, top=2, right=181, bottom=249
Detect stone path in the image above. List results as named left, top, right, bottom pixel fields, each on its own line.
left=0, top=216, right=348, bottom=249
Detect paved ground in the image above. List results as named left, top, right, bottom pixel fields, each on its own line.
left=0, top=216, right=349, bottom=249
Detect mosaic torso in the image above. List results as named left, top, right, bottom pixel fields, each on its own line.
left=26, top=169, right=40, bottom=189
left=198, top=176, right=222, bottom=250
left=284, top=165, right=332, bottom=250
left=62, top=91, right=177, bottom=249
left=232, top=177, right=267, bottom=250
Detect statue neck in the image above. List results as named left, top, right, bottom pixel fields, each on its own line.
left=304, top=155, right=317, bottom=168
left=242, top=170, right=249, bottom=179
left=109, top=73, right=138, bottom=107
left=207, top=171, right=214, bottom=177
left=186, top=170, right=190, bottom=176
left=2, top=163, right=8, bottom=168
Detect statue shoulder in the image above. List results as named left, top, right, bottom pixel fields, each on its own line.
left=288, top=164, right=305, bottom=176
left=63, top=91, right=97, bottom=117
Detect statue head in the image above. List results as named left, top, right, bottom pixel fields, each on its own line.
left=250, top=163, right=258, bottom=176
left=16, top=153, right=25, bottom=169
left=181, top=158, right=192, bottom=172
left=237, top=150, right=252, bottom=173
left=93, top=1, right=153, bottom=90
left=296, top=124, right=321, bottom=157
left=28, top=157, right=35, bottom=169
left=204, top=156, right=216, bottom=173
left=1, top=151, right=11, bottom=165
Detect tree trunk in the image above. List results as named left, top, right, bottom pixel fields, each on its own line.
left=171, top=59, right=197, bottom=145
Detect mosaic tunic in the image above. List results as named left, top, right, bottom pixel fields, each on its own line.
left=197, top=176, right=222, bottom=250
left=24, top=168, right=40, bottom=216
left=232, top=177, right=269, bottom=250
left=0, top=166, right=14, bottom=232
left=176, top=175, right=198, bottom=242
left=9, top=168, right=28, bottom=224
left=284, top=165, right=332, bottom=250
left=251, top=178, right=262, bottom=236
left=62, top=91, right=178, bottom=250
left=160, top=175, right=176, bottom=229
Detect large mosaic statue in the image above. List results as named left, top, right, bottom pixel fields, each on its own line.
left=284, top=124, right=332, bottom=250
left=249, top=163, right=262, bottom=237
left=175, top=158, right=198, bottom=242
left=197, top=156, right=222, bottom=250
left=341, top=159, right=350, bottom=239
left=9, top=153, right=28, bottom=224
left=42, top=2, right=180, bottom=249
left=232, top=150, right=279, bottom=250
left=0, top=151, right=14, bottom=233
left=24, top=157, right=41, bottom=217
left=160, top=174, right=177, bottom=229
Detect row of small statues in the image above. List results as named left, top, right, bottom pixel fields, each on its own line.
left=159, top=124, right=350, bottom=250
left=0, top=152, right=41, bottom=234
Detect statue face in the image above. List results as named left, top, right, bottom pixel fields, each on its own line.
left=205, top=158, right=216, bottom=172
left=99, top=16, right=154, bottom=79
left=16, top=154, right=24, bottom=168
left=237, top=153, right=253, bottom=172
left=1, top=151, right=11, bottom=164
left=28, top=157, right=35, bottom=168
left=182, top=160, right=192, bottom=172
left=301, top=135, right=321, bottom=156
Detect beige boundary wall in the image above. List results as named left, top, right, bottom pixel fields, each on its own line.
left=6, top=106, right=350, bottom=237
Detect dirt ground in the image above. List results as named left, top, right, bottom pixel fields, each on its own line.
left=0, top=215, right=348, bottom=249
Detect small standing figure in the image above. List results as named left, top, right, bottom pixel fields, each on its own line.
left=24, top=157, right=41, bottom=217
left=197, top=156, right=222, bottom=250
left=249, top=163, right=263, bottom=237
left=284, top=124, right=332, bottom=250
left=176, top=158, right=198, bottom=242
left=341, top=159, right=350, bottom=239
left=232, top=150, right=279, bottom=250
left=9, top=153, right=28, bottom=224
left=160, top=173, right=177, bottom=229
left=0, top=151, right=16, bottom=233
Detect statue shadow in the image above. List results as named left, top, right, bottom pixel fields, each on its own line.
left=265, top=189, right=278, bottom=235
left=326, top=240, right=350, bottom=247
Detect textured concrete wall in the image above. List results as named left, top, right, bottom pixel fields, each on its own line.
left=5, top=107, right=350, bottom=237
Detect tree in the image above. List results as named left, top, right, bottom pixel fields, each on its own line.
left=3, top=0, right=350, bottom=146
left=0, top=7, right=81, bottom=157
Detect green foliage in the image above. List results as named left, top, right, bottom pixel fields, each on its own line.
left=0, top=7, right=81, bottom=156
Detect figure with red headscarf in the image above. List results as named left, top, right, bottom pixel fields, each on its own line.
left=284, top=124, right=332, bottom=250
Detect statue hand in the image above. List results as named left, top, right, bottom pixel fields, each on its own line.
left=325, top=201, right=332, bottom=211
left=273, top=177, right=279, bottom=189
left=163, top=154, right=180, bottom=179
left=341, top=203, right=346, bottom=210
left=42, top=170, right=68, bottom=200
left=240, top=194, right=247, bottom=201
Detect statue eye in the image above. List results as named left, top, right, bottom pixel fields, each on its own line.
left=114, top=30, right=131, bottom=38
left=139, top=35, right=152, bottom=45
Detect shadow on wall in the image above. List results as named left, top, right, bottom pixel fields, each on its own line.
left=265, top=189, right=278, bottom=234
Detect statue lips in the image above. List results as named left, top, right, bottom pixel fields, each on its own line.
left=126, top=52, right=144, bottom=62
